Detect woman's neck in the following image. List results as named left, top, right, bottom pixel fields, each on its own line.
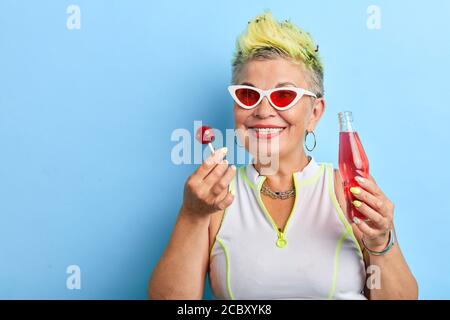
left=253, top=149, right=311, bottom=191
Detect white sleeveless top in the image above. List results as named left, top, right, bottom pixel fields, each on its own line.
left=208, top=157, right=367, bottom=300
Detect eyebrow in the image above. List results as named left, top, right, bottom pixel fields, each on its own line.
left=240, top=81, right=297, bottom=87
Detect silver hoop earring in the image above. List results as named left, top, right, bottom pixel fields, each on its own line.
left=304, top=130, right=317, bottom=152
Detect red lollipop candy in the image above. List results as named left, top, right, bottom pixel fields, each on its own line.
left=196, top=125, right=215, bottom=154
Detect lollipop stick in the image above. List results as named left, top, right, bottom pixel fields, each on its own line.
left=208, top=143, right=215, bottom=154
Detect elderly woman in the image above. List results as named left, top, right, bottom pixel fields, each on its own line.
left=149, top=11, right=418, bottom=300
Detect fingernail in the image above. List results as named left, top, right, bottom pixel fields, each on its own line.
left=353, top=217, right=360, bottom=224
left=352, top=200, right=362, bottom=208
left=231, top=165, right=236, bottom=170
left=220, top=147, right=228, bottom=155
left=223, top=159, right=228, bottom=165
left=350, top=187, right=361, bottom=195
left=355, top=176, right=365, bottom=183
left=231, top=188, right=235, bottom=196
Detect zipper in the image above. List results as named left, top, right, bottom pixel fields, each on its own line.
left=276, top=228, right=287, bottom=248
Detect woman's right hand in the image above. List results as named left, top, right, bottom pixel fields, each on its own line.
left=182, top=147, right=236, bottom=217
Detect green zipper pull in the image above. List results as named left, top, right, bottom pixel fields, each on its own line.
left=276, top=231, right=287, bottom=248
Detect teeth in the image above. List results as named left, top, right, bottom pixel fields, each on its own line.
left=252, top=128, right=284, bottom=133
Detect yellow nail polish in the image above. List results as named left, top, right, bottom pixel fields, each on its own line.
left=220, top=147, right=228, bottom=155
left=350, top=187, right=361, bottom=195
left=352, top=200, right=362, bottom=208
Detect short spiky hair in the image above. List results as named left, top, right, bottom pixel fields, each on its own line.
left=231, top=11, right=324, bottom=97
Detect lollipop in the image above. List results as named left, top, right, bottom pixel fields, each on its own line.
left=196, top=125, right=215, bottom=154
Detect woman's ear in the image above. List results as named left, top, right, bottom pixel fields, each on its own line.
left=307, top=97, right=326, bottom=131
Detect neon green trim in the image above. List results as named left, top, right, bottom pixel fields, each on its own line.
left=209, top=241, right=216, bottom=260
left=210, top=211, right=228, bottom=260
left=298, top=163, right=325, bottom=187
left=208, top=175, right=236, bottom=299
left=240, top=165, right=255, bottom=190
left=216, top=238, right=235, bottom=300
left=256, top=177, right=283, bottom=239
left=243, top=162, right=323, bottom=190
left=327, top=229, right=348, bottom=300
left=254, top=163, right=325, bottom=248
left=326, top=164, right=364, bottom=258
left=277, top=172, right=300, bottom=235
left=255, top=173, right=299, bottom=246
left=230, top=172, right=236, bottom=195
left=209, top=175, right=236, bottom=260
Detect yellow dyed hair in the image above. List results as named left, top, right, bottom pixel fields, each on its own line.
left=231, top=10, right=324, bottom=97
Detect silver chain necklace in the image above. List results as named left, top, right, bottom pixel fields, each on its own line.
left=261, top=181, right=295, bottom=200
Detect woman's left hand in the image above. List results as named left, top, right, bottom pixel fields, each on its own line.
left=350, top=173, right=395, bottom=251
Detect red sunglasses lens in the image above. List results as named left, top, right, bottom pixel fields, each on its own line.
left=270, top=90, right=297, bottom=108
left=235, top=88, right=260, bottom=106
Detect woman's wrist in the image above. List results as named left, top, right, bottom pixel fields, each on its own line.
left=362, top=229, right=395, bottom=256
left=179, top=206, right=210, bottom=225
left=362, top=231, right=390, bottom=251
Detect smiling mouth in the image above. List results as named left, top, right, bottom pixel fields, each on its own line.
left=247, top=127, right=287, bottom=139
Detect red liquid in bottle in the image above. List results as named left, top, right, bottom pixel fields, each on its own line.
left=338, top=112, right=370, bottom=221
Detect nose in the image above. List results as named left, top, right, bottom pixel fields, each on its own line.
left=253, top=95, right=276, bottom=118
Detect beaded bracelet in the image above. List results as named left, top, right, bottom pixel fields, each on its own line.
left=361, top=229, right=395, bottom=256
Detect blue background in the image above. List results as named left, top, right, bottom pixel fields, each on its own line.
left=1, top=0, right=449, bottom=299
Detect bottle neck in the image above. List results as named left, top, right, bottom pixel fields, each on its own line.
left=338, top=111, right=355, bottom=132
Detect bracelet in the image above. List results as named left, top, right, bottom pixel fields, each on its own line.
left=361, top=229, right=395, bottom=256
